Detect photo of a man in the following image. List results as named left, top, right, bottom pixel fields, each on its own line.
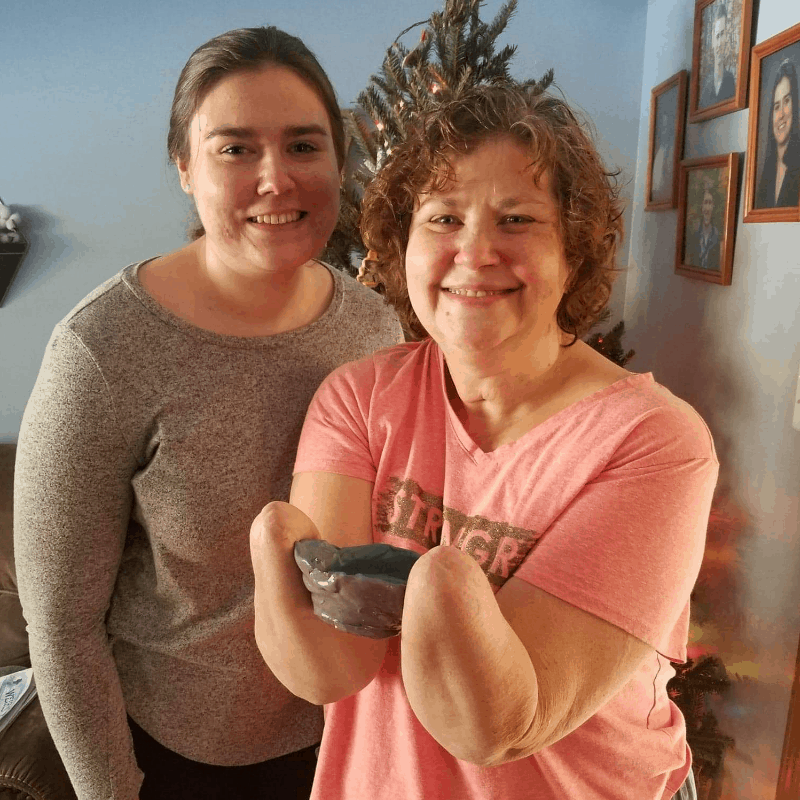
left=677, top=154, right=738, bottom=283
left=700, top=1, right=737, bottom=108
left=684, top=170, right=725, bottom=272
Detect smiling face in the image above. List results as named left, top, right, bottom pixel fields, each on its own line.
left=404, top=137, right=570, bottom=358
left=177, top=65, right=341, bottom=276
left=772, top=76, right=793, bottom=150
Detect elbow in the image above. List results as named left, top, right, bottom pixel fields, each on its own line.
left=436, top=710, right=544, bottom=767
left=444, top=741, right=538, bottom=768
left=253, top=622, right=380, bottom=706
left=450, top=739, right=543, bottom=767
left=292, top=651, right=384, bottom=706
left=293, top=681, right=361, bottom=707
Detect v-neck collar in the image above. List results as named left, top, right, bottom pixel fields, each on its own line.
left=434, top=343, right=652, bottom=462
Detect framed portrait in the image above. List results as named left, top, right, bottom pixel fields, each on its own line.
left=688, top=0, right=753, bottom=123
left=743, top=21, right=800, bottom=223
left=675, top=153, right=739, bottom=285
left=646, top=71, right=688, bottom=210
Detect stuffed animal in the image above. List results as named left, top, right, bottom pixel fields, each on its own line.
left=0, top=201, right=22, bottom=244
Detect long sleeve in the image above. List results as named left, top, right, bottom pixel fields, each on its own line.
left=14, top=326, right=143, bottom=800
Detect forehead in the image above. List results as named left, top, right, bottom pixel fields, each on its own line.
left=423, top=137, right=554, bottom=197
left=192, top=65, right=331, bottom=136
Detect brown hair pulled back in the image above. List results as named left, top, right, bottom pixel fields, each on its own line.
left=168, top=26, right=345, bottom=240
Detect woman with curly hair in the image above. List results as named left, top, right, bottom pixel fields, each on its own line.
left=251, top=83, right=716, bottom=800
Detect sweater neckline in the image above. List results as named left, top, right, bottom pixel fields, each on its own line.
left=121, top=258, right=345, bottom=348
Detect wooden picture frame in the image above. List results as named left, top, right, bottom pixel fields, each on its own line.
left=646, top=70, right=688, bottom=210
left=776, top=633, right=800, bottom=800
left=688, top=0, right=753, bottom=123
left=675, top=153, right=739, bottom=285
left=743, top=21, right=800, bottom=223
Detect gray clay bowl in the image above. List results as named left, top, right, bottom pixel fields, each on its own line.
left=294, top=540, right=421, bottom=639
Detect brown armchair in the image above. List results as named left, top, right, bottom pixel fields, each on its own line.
left=0, top=443, right=77, bottom=800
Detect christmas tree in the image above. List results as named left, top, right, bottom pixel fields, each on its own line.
left=321, top=0, right=554, bottom=274
left=584, top=309, right=636, bottom=367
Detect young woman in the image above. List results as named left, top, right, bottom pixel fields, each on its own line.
left=14, top=26, right=402, bottom=800
left=251, top=84, right=715, bottom=800
left=756, top=57, right=800, bottom=208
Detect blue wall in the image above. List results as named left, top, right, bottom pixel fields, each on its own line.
left=2, top=0, right=648, bottom=438
left=625, top=1, right=800, bottom=795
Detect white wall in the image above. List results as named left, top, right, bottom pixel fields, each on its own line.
left=2, top=0, right=647, bottom=440
left=626, top=0, right=800, bottom=796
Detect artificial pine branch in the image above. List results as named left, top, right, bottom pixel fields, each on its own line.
left=323, top=0, right=553, bottom=273
left=583, top=310, right=635, bottom=367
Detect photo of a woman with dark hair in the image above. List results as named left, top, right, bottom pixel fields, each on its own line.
left=755, top=56, right=800, bottom=208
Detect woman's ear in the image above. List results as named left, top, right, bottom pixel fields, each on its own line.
left=176, top=158, right=193, bottom=195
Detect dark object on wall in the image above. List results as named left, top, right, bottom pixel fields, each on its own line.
left=294, top=539, right=420, bottom=639
left=688, top=0, right=754, bottom=123
left=0, top=236, right=29, bottom=307
left=646, top=70, right=688, bottom=210
left=667, top=655, right=734, bottom=800
left=743, top=21, right=800, bottom=223
left=676, top=153, right=739, bottom=286
left=0, top=444, right=78, bottom=799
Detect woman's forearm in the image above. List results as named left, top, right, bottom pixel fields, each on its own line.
left=250, top=501, right=388, bottom=705
left=400, top=546, right=539, bottom=766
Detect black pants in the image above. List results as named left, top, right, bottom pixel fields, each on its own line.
left=128, top=716, right=317, bottom=800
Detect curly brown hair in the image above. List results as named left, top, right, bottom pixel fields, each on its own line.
left=360, top=83, right=624, bottom=342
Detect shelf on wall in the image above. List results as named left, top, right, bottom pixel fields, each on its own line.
left=0, top=236, right=29, bottom=307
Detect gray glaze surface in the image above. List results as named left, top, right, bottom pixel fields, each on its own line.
left=294, top=540, right=421, bottom=639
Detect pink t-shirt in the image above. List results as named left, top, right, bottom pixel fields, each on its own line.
left=294, top=340, right=718, bottom=800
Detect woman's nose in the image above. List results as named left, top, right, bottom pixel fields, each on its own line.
left=256, top=156, right=296, bottom=195
left=452, top=225, right=500, bottom=269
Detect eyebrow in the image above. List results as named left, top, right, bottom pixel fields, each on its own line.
left=203, top=124, right=330, bottom=140
left=417, top=195, right=552, bottom=210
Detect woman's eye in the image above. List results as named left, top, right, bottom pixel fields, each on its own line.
left=220, top=145, right=247, bottom=156
left=291, top=141, right=319, bottom=155
left=430, top=215, right=458, bottom=225
left=503, top=215, right=533, bottom=224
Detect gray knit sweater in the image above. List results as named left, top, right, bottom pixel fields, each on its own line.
left=13, top=260, right=403, bottom=800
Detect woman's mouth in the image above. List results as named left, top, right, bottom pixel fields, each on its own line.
left=443, top=287, right=518, bottom=298
left=248, top=211, right=306, bottom=225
